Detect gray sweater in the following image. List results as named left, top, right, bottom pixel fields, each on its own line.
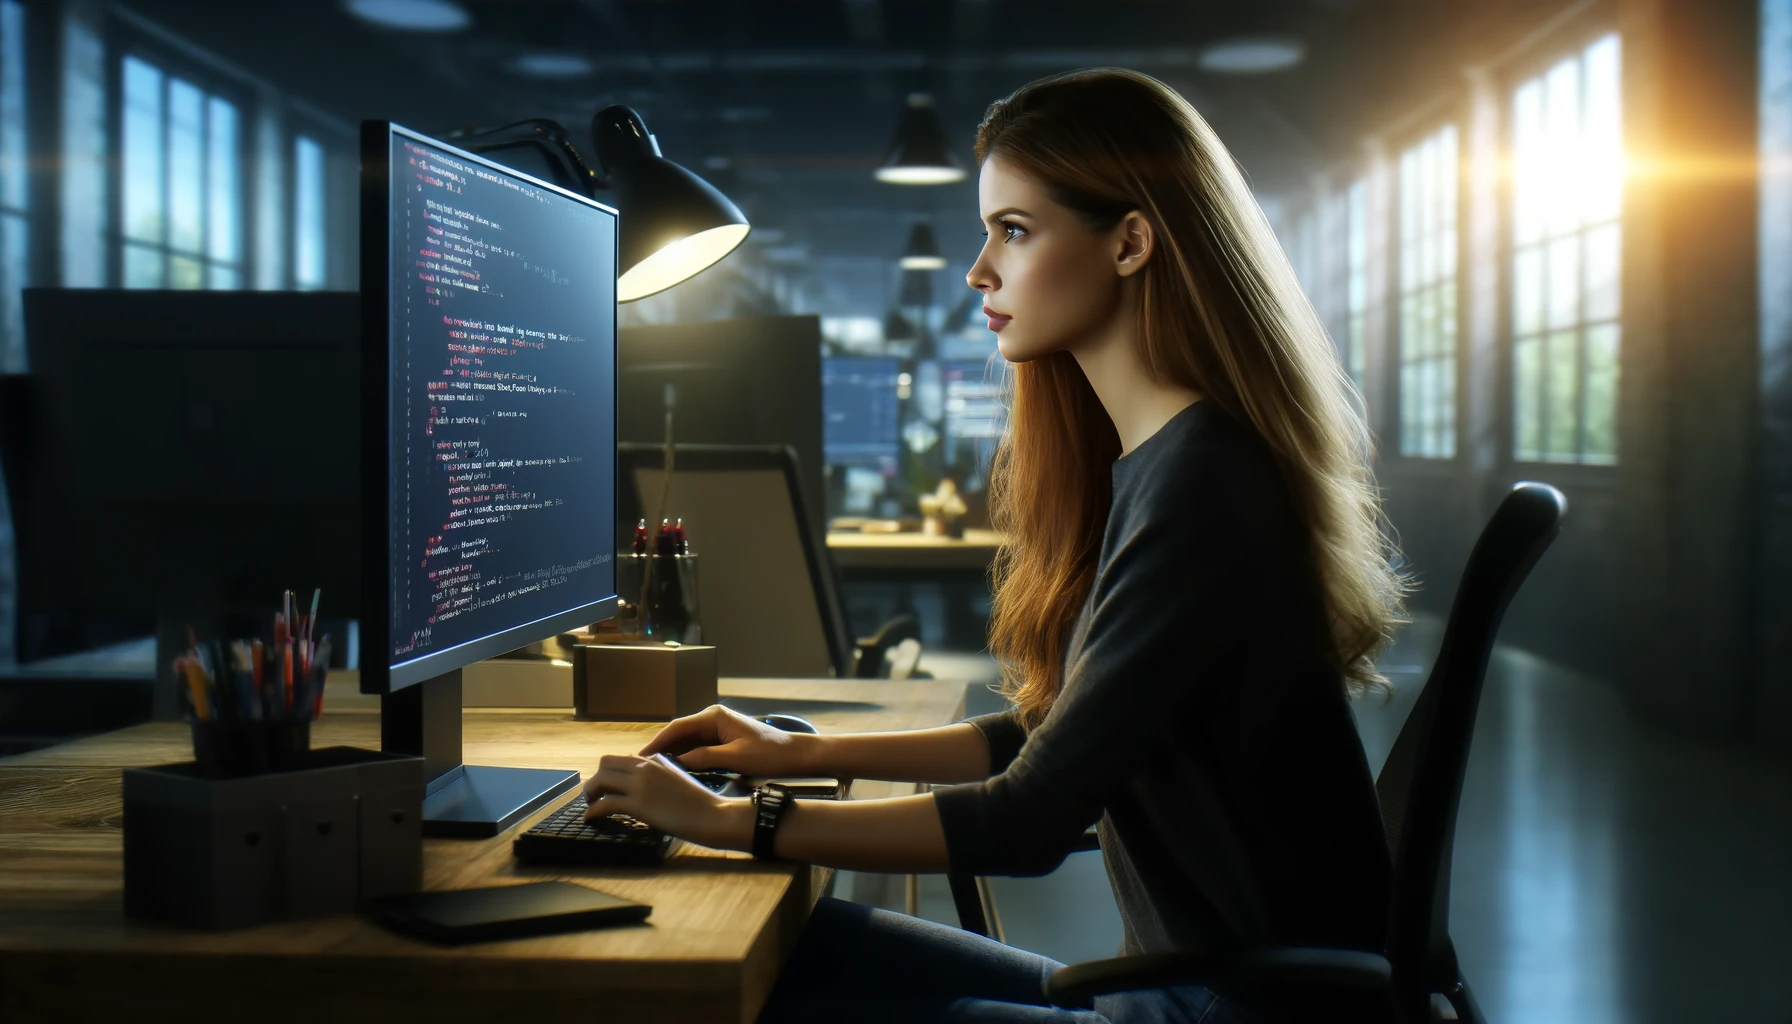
left=932, top=400, right=1390, bottom=957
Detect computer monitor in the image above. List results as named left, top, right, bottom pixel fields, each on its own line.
left=360, top=121, right=619, bottom=836
left=822, top=356, right=902, bottom=474
left=617, top=315, right=825, bottom=536
left=6, top=288, right=361, bottom=712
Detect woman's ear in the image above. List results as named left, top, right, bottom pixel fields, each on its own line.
left=1113, top=211, right=1153, bottom=278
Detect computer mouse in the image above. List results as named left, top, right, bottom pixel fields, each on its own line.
left=759, top=713, right=817, bottom=735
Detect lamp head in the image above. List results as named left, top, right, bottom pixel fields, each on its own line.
left=592, top=105, right=751, bottom=302
left=876, top=94, right=965, bottom=186
left=900, top=220, right=946, bottom=271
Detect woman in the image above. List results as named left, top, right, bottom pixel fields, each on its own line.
left=582, top=68, right=1407, bottom=1023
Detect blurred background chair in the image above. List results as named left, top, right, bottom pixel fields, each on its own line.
left=617, top=443, right=921, bottom=679
left=947, top=481, right=1566, bottom=1024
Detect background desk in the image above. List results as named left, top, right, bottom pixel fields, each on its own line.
left=825, top=528, right=1005, bottom=574
left=826, top=530, right=1005, bottom=653
left=0, top=675, right=967, bottom=1024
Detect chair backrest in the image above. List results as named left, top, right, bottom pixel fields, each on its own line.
left=1373, top=482, right=1566, bottom=991
left=617, top=443, right=849, bottom=678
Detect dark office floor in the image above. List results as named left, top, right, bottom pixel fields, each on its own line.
left=838, top=601, right=1792, bottom=1024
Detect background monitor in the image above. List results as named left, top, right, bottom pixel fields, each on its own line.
left=822, top=356, right=902, bottom=473
left=360, top=121, right=618, bottom=835
left=822, top=356, right=901, bottom=519
left=617, top=314, right=825, bottom=535
left=940, top=358, right=1005, bottom=493
left=5, top=288, right=362, bottom=717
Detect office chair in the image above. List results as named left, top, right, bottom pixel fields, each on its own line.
left=946, top=481, right=1566, bottom=1024
left=617, top=443, right=921, bottom=679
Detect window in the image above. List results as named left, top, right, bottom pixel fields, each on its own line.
left=1512, top=34, right=1622, bottom=464
left=1315, top=178, right=1373, bottom=391
left=120, top=55, right=243, bottom=289
left=293, top=135, right=326, bottom=289
left=1398, top=125, right=1459, bottom=459
left=0, top=0, right=21, bottom=669
left=0, top=0, right=25, bottom=373
left=1344, top=179, right=1368, bottom=390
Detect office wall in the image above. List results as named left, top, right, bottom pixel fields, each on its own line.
left=1758, top=0, right=1792, bottom=748
left=1615, top=0, right=1762, bottom=738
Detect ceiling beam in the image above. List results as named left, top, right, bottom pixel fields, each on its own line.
left=562, top=47, right=1220, bottom=75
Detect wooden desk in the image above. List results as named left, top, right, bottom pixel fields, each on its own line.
left=825, top=528, right=1005, bottom=573
left=0, top=676, right=966, bottom=1024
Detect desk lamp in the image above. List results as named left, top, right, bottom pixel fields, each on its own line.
left=446, top=107, right=750, bottom=301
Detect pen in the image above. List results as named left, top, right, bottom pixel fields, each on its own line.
left=232, top=641, right=256, bottom=722
left=206, top=641, right=229, bottom=723
left=251, top=638, right=266, bottom=718
left=312, top=635, right=333, bottom=718
left=181, top=656, right=210, bottom=721
left=195, top=643, right=218, bottom=721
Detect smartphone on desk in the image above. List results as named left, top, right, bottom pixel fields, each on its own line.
left=369, top=881, right=650, bottom=945
left=677, top=762, right=844, bottom=800
left=761, top=777, right=847, bottom=800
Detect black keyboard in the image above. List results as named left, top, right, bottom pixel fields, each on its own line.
left=512, top=794, right=673, bottom=866
left=512, top=770, right=746, bottom=867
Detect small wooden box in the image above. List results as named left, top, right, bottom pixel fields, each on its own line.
left=572, top=642, right=718, bottom=721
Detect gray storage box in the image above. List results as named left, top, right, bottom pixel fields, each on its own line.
left=123, top=746, right=424, bottom=930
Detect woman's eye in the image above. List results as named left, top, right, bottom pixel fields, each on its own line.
left=979, top=221, right=1026, bottom=242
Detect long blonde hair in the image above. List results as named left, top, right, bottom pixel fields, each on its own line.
left=980, top=69, right=1408, bottom=729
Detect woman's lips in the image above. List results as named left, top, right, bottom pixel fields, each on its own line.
left=984, top=306, right=1012, bottom=332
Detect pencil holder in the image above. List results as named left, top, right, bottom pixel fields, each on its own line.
left=189, top=720, right=311, bottom=778
left=615, top=552, right=702, bottom=644
left=123, top=746, right=424, bottom=931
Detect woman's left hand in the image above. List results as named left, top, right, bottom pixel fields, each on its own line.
left=582, top=753, right=752, bottom=852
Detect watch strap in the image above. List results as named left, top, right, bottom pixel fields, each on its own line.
left=751, top=784, right=795, bottom=860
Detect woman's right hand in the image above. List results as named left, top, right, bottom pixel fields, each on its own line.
left=637, top=704, right=820, bottom=778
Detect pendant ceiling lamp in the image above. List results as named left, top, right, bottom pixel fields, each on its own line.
left=899, top=220, right=946, bottom=270
left=875, top=94, right=965, bottom=185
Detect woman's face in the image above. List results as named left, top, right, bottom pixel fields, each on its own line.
left=965, top=155, right=1135, bottom=363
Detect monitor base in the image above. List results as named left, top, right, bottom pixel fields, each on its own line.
left=381, top=669, right=583, bottom=838
left=421, top=765, right=582, bottom=838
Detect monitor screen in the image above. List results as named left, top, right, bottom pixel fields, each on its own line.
left=362, top=123, right=618, bottom=692
left=822, top=356, right=901, bottom=473
left=941, top=358, right=1005, bottom=491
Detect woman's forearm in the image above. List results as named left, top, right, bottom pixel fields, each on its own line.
left=799, top=723, right=991, bottom=784
left=716, top=793, right=950, bottom=872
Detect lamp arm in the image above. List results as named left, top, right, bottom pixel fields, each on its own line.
left=439, top=119, right=609, bottom=196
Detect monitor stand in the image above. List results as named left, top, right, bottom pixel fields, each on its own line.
left=381, top=668, right=581, bottom=838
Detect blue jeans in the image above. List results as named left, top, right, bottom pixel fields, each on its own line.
left=755, top=897, right=1255, bottom=1024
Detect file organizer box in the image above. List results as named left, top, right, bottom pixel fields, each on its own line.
left=123, top=746, right=424, bottom=930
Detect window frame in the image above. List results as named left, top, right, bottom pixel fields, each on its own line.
left=103, top=27, right=255, bottom=291
left=0, top=0, right=29, bottom=374
left=1387, top=118, right=1467, bottom=465
left=1335, top=177, right=1369, bottom=393
left=286, top=119, right=330, bottom=290
left=1498, top=25, right=1625, bottom=473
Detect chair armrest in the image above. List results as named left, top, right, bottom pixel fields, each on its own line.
left=1045, top=946, right=1392, bottom=1009
left=947, top=869, right=989, bottom=937
left=851, top=614, right=921, bottom=678
left=948, top=828, right=1100, bottom=936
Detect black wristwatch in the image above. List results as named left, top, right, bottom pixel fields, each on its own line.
left=750, top=783, right=796, bottom=860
